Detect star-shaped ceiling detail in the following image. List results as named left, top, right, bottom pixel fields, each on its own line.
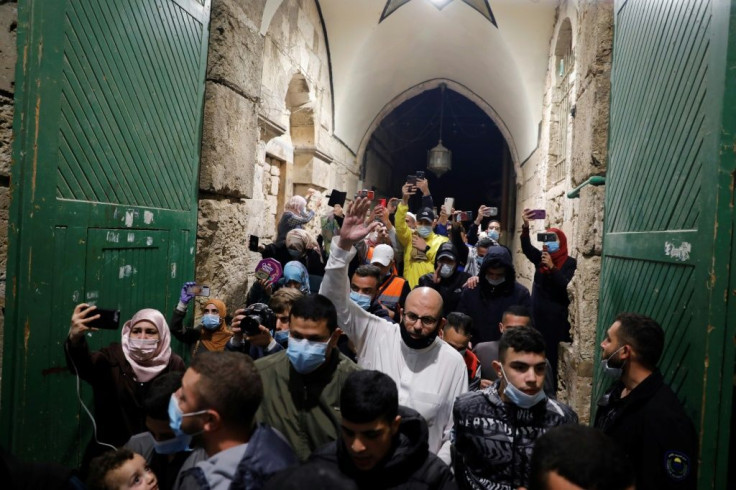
left=380, top=0, right=497, bottom=27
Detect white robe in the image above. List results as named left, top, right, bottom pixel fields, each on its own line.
left=320, top=238, right=469, bottom=464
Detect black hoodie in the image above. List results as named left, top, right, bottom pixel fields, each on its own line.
left=310, top=407, right=457, bottom=490
left=417, top=242, right=471, bottom=317
left=456, top=246, right=531, bottom=343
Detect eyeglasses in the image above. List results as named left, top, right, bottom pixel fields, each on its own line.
left=403, top=311, right=438, bottom=327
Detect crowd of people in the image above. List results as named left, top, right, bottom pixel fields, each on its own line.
left=9, top=177, right=698, bottom=490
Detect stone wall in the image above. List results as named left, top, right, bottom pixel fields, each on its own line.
left=0, top=0, right=17, bottom=389
left=195, top=0, right=359, bottom=310
left=511, top=0, right=612, bottom=423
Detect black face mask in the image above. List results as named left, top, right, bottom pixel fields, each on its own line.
left=399, top=321, right=438, bottom=350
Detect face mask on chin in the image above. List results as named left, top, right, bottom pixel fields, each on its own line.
left=500, top=365, right=546, bottom=409
left=399, top=321, right=438, bottom=350
left=600, top=345, right=626, bottom=378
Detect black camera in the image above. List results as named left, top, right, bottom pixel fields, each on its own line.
left=240, top=303, right=276, bottom=336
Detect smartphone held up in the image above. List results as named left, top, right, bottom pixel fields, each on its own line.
left=186, top=284, right=211, bottom=297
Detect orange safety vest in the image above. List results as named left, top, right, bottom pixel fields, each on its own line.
left=376, top=274, right=406, bottom=309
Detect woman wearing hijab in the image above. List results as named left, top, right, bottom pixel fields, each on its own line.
left=261, top=228, right=325, bottom=285
left=65, top=304, right=185, bottom=470
left=276, top=192, right=316, bottom=242
left=169, top=282, right=232, bottom=355
left=520, top=209, right=577, bottom=385
left=280, top=261, right=311, bottom=294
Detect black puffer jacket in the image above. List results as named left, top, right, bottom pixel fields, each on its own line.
left=310, top=407, right=457, bottom=490
left=418, top=243, right=471, bottom=317
left=456, top=246, right=531, bottom=343
left=452, top=381, right=578, bottom=490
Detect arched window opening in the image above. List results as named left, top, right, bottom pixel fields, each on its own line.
left=550, top=18, right=574, bottom=185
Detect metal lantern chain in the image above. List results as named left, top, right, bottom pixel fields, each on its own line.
left=427, top=83, right=452, bottom=177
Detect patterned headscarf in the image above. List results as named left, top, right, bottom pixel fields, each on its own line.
left=121, top=309, right=172, bottom=382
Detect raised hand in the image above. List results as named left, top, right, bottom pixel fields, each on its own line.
left=69, top=303, right=100, bottom=342
left=338, top=197, right=381, bottom=251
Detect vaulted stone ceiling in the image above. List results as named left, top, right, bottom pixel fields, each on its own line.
left=261, top=0, right=557, bottom=163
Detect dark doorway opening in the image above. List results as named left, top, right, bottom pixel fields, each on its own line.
left=363, top=86, right=512, bottom=225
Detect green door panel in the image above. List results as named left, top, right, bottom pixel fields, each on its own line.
left=596, top=0, right=736, bottom=487
left=2, top=0, right=210, bottom=465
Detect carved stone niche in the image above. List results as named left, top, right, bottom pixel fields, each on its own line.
left=293, top=145, right=333, bottom=192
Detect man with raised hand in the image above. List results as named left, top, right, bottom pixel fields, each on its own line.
left=319, top=197, right=468, bottom=464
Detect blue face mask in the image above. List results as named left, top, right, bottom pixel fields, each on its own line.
left=545, top=241, right=560, bottom=253
left=168, top=394, right=208, bottom=437
left=288, top=248, right=301, bottom=258
left=201, top=314, right=220, bottom=330
left=287, top=337, right=329, bottom=374
left=350, top=291, right=372, bottom=310
left=500, top=366, right=547, bottom=409
left=487, top=230, right=500, bottom=241
left=274, top=329, right=290, bottom=347
left=417, top=225, right=432, bottom=238
left=152, top=432, right=192, bottom=454
left=475, top=256, right=484, bottom=269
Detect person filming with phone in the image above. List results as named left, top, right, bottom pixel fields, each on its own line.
left=170, top=281, right=233, bottom=356
left=65, top=304, right=186, bottom=474
left=520, top=208, right=577, bottom=389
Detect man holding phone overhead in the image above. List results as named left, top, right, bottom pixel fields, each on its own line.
left=395, top=177, right=449, bottom=288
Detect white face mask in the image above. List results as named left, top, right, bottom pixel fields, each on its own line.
left=128, top=338, right=159, bottom=361
left=439, top=263, right=454, bottom=278
left=600, top=345, right=626, bottom=378
left=500, top=365, right=546, bottom=409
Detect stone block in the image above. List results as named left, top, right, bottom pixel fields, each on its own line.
left=567, top=255, right=601, bottom=362
left=292, top=154, right=331, bottom=188
left=199, top=81, right=259, bottom=198
left=270, top=164, right=280, bottom=176
left=207, top=0, right=265, bottom=99
left=576, top=185, right=605, bottom=256
left=571, top=76, right=610, bottom=185
left=0, top=3, right=16, bottom=94
left=0, top=93, right=12, bottom=177
left=576, top=0, right=613, bottom=81
left=270, top=175, right=279, bottom=195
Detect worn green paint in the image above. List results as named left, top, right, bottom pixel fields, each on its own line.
left=1, top=0, right=211, bottom=465
left=594, top=0, right=736, bottom=487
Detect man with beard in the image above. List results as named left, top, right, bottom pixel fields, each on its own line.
left=594, top=313, right=697, bottom=490
left=320, top=197, right=468, bottom=464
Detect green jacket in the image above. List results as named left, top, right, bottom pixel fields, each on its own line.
left=254, top=350, right=360, bottom=461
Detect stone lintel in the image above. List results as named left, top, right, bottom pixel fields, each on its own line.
left=258, top=113, right=287, bottom=142
left=293, top=145, right=334, bottom=164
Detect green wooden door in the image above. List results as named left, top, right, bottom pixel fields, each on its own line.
left=1, top=0, right=210, bottom=464
left=594, top=0, right=736, bottom=487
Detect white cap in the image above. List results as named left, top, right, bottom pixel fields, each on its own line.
left=371, top=244, right=394, bottom=266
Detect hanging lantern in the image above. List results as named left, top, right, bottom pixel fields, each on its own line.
left=427, top=83, right=452, bottom=177
left=427, top=140, right=452, bottom=177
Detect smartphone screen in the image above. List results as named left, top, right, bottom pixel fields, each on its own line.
left=88, top=308, right=121, bottom=330
left=186, top=284, right=211, bottom=297
left=248, top=235, right=259, bottom=252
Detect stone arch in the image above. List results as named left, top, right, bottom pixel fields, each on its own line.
left=356, top=78, right=521, bottom=184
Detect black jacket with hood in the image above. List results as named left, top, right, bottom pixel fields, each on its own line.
left=310, top=406, right=457, bottom=490
left=456, top=246, right=531, bottom=343
left=418, top=243, right=471, bottom=317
